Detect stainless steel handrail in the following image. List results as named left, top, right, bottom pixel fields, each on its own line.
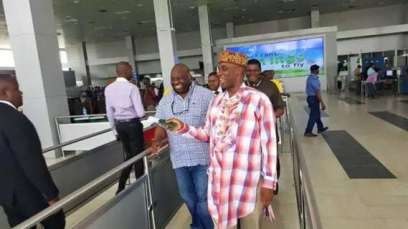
left=13, top=145, right=168, bottom=229
left=286, top=98, right=322, bottom=229
left=42, top=128, right=113, bottom=153
left=49, top=112, right=158, bottom=154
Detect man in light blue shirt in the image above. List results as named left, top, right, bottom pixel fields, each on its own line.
left=305, top=64, right=328, bottom=137
left=151, top=64, right=214, bottom=229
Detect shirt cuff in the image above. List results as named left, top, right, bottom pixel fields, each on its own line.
left=261, top=176, right=278, bottom=190
left=178, top=123, right=189, bottom=134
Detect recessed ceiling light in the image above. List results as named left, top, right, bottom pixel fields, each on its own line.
left=114, top=10, right=131, bottom=15
left=189, top=6, right=196, bottom=9
left=65, top=18, right=78, bottom=23
left=73, top=0, right=80, bottom=4
left=137, top=3, right=143, bottom=7
left=241, top=9, right=247, bottom=12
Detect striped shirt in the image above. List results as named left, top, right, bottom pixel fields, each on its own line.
left=156, top=83, right=213, bottom=169
left=181, top=84, right=278, bottom=228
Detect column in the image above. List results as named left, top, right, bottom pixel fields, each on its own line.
left=153, top=0, right=178, bottom=89
left=3, top=0, right=69, bottom=149
left=125, top=35, right=137, bottom=72
left=226, top=22, right=235, bottom=38
left=82, top=41, right=92, bottom=86
left=311, top=8, right=320, bottom=28
left=199, top=4, right=214, bottom=81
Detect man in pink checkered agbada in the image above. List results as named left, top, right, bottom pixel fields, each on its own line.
left=166, top=51, right=278, bottom=229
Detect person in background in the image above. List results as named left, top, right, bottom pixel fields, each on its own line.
left=164, top=51, right=278, bottom=229
left=142, top=77, right=158, bottom=111
left=263, top=70, right=288, bottom=97
left=207, top=71, right=222, bottom=95
left=354, top=65, right=362, bottom=95
left=354, top=65, right=362, bottom=81
left=304, top=64, right=328, bottom=137
left=105, top=62, right=145, bottom=194
left=366, top=64, right=378, bottom=98
left=246, top=59, right=284, bottom=195
left=0, top=76, right=65, bottom=228
left=149, top=64, right=214, bottom=229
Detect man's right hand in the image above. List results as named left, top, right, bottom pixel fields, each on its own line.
left=321, top=103, right=326, bottom=111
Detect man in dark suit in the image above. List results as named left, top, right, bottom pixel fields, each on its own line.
left=0, top=76, right=65, bottom=228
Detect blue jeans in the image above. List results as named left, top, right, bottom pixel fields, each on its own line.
left=174, top=165, right=213, bottom=229
left=305, top=96, right=324, bottom=133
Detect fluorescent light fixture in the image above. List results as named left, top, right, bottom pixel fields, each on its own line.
left=114, top=10, right=131, bottom=15
left=65, top=18, right=79, bottom=23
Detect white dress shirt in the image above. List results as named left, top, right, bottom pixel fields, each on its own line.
left=0, top=100, right=16, bottom=110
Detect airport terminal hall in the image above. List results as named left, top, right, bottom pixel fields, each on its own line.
left=1, top=0, right=408, bottom=228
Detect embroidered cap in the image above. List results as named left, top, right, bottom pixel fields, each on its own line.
left=218, top=50, right=248, bottom=67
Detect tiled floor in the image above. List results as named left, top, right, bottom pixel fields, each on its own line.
left=291, top=93, right=408, bottom=229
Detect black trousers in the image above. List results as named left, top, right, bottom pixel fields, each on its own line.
left=115, top=119, right=145, bottom=193
left=2, top=188, right=65, bottom=228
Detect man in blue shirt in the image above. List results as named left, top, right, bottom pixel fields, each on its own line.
left=151, top=64, right=214, bottom=229
left=305, top=65, right=328, bottom=137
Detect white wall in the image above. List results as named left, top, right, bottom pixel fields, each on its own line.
left=320, top=4, right=408, bottom=31
left=235, top=16, right=310, bottom=36
left=337, top=34, right=408, bottom=55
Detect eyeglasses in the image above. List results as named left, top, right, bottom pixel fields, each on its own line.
left=171, top=85, right=195, bottom=115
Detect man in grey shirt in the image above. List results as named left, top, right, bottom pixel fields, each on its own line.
left=150, top=64, right=214, bottom=229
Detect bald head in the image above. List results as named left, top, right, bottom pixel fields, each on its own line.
left=171, top=64, right=192, bottom=96
left=0, top=76, right=23, bottom=108
left=116, top=62, right=133, bottom=80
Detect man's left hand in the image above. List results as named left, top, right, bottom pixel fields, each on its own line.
left=260, top=187, right=274, bottom=208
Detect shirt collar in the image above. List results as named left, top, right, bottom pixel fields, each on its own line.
left=0, top=100, right=17, bottom=110
left=116, top=77, right=129, bottom=82
left=222, top=83, right=246, bottom=98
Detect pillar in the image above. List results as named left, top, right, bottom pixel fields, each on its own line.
left=226, top=22, right=235, bottom=38
left=198, top=4, right=214, bottom=81
left=125, top=35, right=137, bottom=72
left=311, top=8, right=320, bottom=28
left=153, top=0, right=178, bottom=90
left=82, top=41, right=92, bottom=86
left=3, top=0, right=69, bottom=149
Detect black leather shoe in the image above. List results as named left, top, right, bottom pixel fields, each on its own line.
left=318, top=127, right=329, bottom=134
left=304, top=132, right=318, bottom=137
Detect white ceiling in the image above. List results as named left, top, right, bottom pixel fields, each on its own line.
left=0, top=0, right=407, bottom=45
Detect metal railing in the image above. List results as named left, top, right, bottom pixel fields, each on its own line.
left=14, top=101, right=322, bottom=229
left=42, top=128, right=113, bottom=153
left=14, top=142, right=168, bottom=229
left=284, top=97, right=322, bottom=229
